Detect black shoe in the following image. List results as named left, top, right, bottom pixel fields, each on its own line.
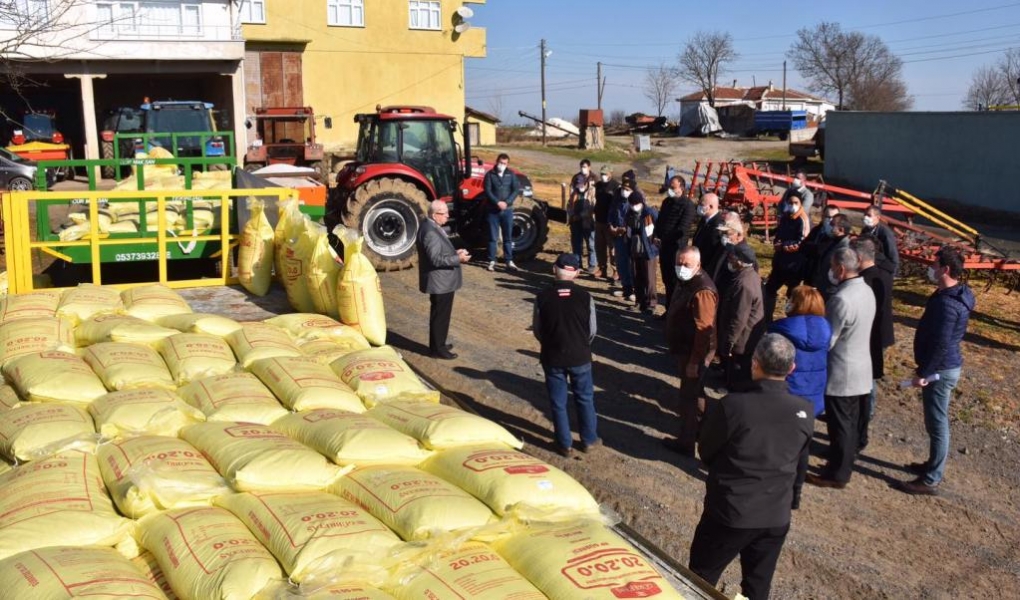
left=444, top=343, right=454, bottom=351
left=430, top=350, right=458, bottom=360
left=805, top=473, right=847, bottom=489
left=661, top=438, right=695, bottom=457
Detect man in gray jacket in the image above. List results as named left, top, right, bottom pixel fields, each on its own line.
left=417, top=200, right=470, bottom=360
left=807, top=247, right=875, bottom=489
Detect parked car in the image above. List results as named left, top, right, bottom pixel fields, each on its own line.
left=0, top=147, right=53, bottom=191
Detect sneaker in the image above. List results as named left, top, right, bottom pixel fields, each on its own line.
left=507, top=261, right=519, bottom=272
left=611, top=290, right=624, bottom=298
left=486, top=261, right=495, bottom=272
left=896, top=477, right=939, bottom=496
left=627, top=294, right=637, bottom=302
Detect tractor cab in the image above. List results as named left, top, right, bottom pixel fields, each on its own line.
left=353, top=106, right=461, bottom=200
left=139, top=101, right=224, bottom=158
left=17, top=112, right=64, bottom=144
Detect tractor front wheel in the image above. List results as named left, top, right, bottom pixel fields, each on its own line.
left=510, top=198, right=549, bottom=262
left=343, top=178, right=429, bottom=271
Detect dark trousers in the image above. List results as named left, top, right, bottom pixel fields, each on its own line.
left=632, top=256, right=658, bottom=309
left=724, top=353, right=754, bottom=391
left=660, top=243, right=679, bottom=308
left=763, top=267, right=802, bottom=323
left=428, top=292, right=455, bottom=353
left=676, top=359, right=707, bottom=449
left=823, top=394, right=865, bottom=482
left=689, top=514, right=790, bottom=600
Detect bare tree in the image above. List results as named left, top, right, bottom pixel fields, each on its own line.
left=788, top=22, right=910, bottom=111
left=964, top=65, right=1007, bottom=110
left=643, top=63, right=676, bottom=117
left=486, top=90, right=505, bottom=123
left=608, top=109, right=626, bottom=127
left=998, top=48, right=1020, bottom=107
left=676, top=31, right=738, bottom=107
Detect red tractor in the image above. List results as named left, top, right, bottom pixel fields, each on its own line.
left=328, top=105, right=548, bottom=271
left=244, top=106, right=330, bottom=181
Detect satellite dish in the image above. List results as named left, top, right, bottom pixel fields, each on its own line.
left=455, top=6, right=474, bottom=19
left=454, top=22, right=471, bottom=33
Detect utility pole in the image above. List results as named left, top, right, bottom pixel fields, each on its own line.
left=597, top=61, right=603, bottom=110
left=782, top=60, right=787, bottom=110
left=540, top=38, right=548, bottom=145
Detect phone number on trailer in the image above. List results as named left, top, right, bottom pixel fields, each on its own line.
left=113, top=252, right=160, bottom=262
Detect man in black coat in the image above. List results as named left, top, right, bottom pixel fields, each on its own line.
left=860, top=204, right=900, bottom=278
left=653, top=175, right=698, bottom=311
left=691, top=192, right=724, bottom=279
left=417, top=200, right=471, bottom=359
left=853, top=238, right=895, bottom=452
left=689, top=333, right=813, bottom=600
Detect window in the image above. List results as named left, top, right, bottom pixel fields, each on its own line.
left=95, top=1, right=203, bottom=38
left=408, top=0, right=440, bottom=30
left=239, top=0, right=265, bottom=24
left=327, top=0, right=364, bottom=27
left=0, top=0, right=49, bottom=26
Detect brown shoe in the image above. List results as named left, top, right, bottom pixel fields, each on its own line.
left=555, top=445, right=573, bottom=458
left=579, top=438, right=602, bottom=453
left=805, top=474, right=847, bottom=489
left=896, top=478, right=939, bottom=496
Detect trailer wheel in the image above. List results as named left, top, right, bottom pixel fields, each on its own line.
left=509, top=197, right=549, bottom=262
left=101, top=141, right=116, bottom=179
left=343, top=177, right=429, bottom=271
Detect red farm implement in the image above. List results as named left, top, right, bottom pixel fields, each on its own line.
left=685, top=161, right=1020, bottom=286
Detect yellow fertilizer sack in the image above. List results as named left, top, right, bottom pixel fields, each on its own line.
left=139, top=507, right=283, bottom=600
left=0, top=403, right=97, bottom=462
left=133, top=551, right=179, bottom=600
left=238, top=197, right=276, bottom=297
left=89, top=388, right=204, bottom=439
left=159, top=333, right=238, bottom=385
left=387, top=541, right=546, bottom=600
left=56, top=283, right=124, bottom=324
left=0, top=546, right=169, bottom=599
left=330, top=346, right=437, bottom=407
left=282, top=213, right=317, bottom=313
left=181, top=421, right=345, bottom=492
left=369, top=401, right=523, bottom=451
left=274, top=197, right=299, bottom=285
left=226, top=322, right=302, bottom=369
left=250, top=356, right=364, bottom=412
left=494, top=519, right=685, bottom=600
left=0, top=316, right=74, bottom=367
left=334, top=465, right=495, bottom=541
left=337, top=227, right=386, bottom=346
left=298, top=338, right=359, bottom=365
left=75, top=314, right=178, bottom=347
left=82, top=342, right=176, bottom=391
left=216, top=491, right=401, bottom=582
left=0, top=289, right=62, bottom=323
left=3, top=350, right=108, bottom=404
left=422, top=445, right=599, bottom=518
left=267, top=313, right=371, bottom=348
left=177, top=372, right=287, bottom=425
left=98, top=435, right=231, bottom=518
left=0, top=384, right=21, bottom=411
left=273, top=409, right=430, bottom=467
left=157, top=312, right=243, bottom=337
left=0, top=452, right=135, bottom=560
left=256, top=581, right=396, bottom=600
left=305, top=225, right=341, bottom=319
left=122, top=284, right=193, bottom=322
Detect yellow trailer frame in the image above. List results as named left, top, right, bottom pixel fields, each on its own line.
left=1, top=187, right=299, bottom=294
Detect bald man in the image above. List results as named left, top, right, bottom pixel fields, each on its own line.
left=417, top=200, right=471, bottom=360
left=692, top=194, right=725, bottom=280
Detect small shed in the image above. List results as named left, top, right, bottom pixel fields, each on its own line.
left=465, top=106, right=500, bottom=146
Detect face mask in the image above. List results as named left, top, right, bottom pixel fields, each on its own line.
left=828, top=268, right=840, bottom=286
left=676, top=266, right=695, bottom=281
left=601, top=174, right=610, bottom=183
left=787, top=204, right=800, bottom=215
left=863, top=216, right=876, bottom=228
left=720, top=235, right=733, bottom=247
left=822, top=219, right=834, bottom=235
left=697, top=205, right=706, bottom=217
left=581, top=167, right=590, bottom=175
left=621, top=189, right=632, bottom=199
left=791, top=178, right=802, bottom=188
left=784, top=301, right=793, bottom=315
left=630, top=203, right=643, bottom=213
left=496, top=164, right=507, bottom=174
left=927, top=266, right=939, bottom=283
left=667, top=189, right=676, bottom=198
left=576, top=185, right=586, bottom=193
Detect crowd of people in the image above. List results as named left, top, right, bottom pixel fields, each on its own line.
left=417, top=155, right=976, bottom=600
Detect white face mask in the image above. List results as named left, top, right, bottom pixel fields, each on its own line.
left=863, top=216, right=876, bottom=228
left=828, top=268, right=840, bottom=286
left=581, top=167, right=590, bottom=175
left=667, top=189, right=676, bottom=198
left=496, top=163, right=507, bottom=174
left=927, top=266, right=939, bottom=283
left=785, top=301, right=793, bottom=314
left=676, top=265, right=695, bottom=281
left=621, top=189, right=632, bottom=199
left=630, top=203, right=643, bottom=213
left=600, top=174, right=610, bottom=183
left=720, top=235, right=734, bottom=246
left=576, top=185, right=587, bottom=193
left=791, top=178, right=802, bottom=188
left=697, top=205, right=706, bottom=217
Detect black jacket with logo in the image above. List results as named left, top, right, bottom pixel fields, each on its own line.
left=532, top=281, right=597, bottom=368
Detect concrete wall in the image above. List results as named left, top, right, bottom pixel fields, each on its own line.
left=243, top=0, right=487, bottom=152
left=825, top=112, right=1020, bottom=212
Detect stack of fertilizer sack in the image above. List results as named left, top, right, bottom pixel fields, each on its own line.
left=0, top=283, right=688, bottom=599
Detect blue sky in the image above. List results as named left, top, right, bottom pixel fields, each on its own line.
left=464, top=0, right=1020, bottom=123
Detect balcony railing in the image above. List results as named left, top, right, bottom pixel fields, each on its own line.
left=91, top=23, right=242, bottom=42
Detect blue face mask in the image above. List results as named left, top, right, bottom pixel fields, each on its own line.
left=821, top=219, right=833, bottom=235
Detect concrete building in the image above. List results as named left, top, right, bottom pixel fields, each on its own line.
left=0, top=1, right=246, bottom=161
left=678, top=83, right=834, bottom=120
left=465, top=106, right=499, bottom=146
left=239, top=0, right=487, bottom=155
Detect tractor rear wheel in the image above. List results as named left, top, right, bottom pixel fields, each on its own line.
left=308, top=161, right=331, bottom=185
left=342, top=177, right=429, bottom=271
left=509, top=198, right=549, bottom=262
left=101, top=141, right=115, bottom=179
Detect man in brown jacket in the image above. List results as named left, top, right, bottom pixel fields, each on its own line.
left=664, top=246, right=718, bottom=456
left=717, top=243, right=765, bottom=391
